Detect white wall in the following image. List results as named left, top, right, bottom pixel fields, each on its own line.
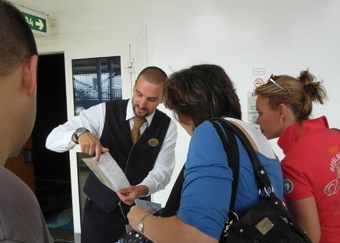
left=11, top=0, right=340, bottom=238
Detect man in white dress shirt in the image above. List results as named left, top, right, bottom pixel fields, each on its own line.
left=46, top=66, right=177, bottom=242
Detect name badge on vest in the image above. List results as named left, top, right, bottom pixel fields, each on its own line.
left=148, top=138, right=159, bottom=147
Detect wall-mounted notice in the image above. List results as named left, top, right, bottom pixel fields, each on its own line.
left=254, top=78, right=264, bottom=88
left=247, top=91, right=259, bottom=128
left=253, top=68, right=265, bottom=76
left=248, top=68, right=265, bottom=127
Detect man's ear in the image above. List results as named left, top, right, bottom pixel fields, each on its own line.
left=22, top=55, right=38, bottom=95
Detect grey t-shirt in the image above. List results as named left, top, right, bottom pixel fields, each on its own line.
left=0, top=166, right=53, bottom=243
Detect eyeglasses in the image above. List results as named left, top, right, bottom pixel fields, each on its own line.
left=268, top=74, right=289, bottom=94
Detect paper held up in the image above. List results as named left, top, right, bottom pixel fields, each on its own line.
left=82, top=152, right=130, bottom=192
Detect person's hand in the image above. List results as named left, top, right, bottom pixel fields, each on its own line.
left=117, top=185, right=149, bottom=205
left=127, top=205, right=153, bottom=231
left=77, top=132, right=109, bottom=162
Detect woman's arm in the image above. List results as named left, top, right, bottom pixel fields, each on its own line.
left=287, top=197, right=321, bottom=243
left=127, top=206, right=218, bottom=243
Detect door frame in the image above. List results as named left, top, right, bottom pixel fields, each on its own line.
left=65, top=45, right=133, bottom=240
left=36, top=26, right=148, bottom=242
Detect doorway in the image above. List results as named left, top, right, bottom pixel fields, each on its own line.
left=33, top=53, right=74, bottom=242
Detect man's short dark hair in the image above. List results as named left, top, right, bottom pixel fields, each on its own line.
left=0, top=0, right=38, bottom=76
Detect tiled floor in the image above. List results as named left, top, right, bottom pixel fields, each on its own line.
left=36, top=180, right=74, bottom=242
left=49, top=227, right=74, bottom=242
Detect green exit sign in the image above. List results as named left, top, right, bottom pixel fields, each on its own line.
left=21, top=10, right=48, bottom=36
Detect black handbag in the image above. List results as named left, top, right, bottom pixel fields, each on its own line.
left=118, top=231, right=152, bottom=243
left=210, top=118, right=312, bottom=243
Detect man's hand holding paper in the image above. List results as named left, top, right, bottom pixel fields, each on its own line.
left=117, top=185, right=149, bottom=205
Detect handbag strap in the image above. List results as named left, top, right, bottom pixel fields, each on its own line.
left=211, top=118, right=272, bottom=191
left=161, top=118, right=273, bottom=217
left=161, top=118, right=240, bottom=215
left=210, top=119, right=239, bottom=210
left=160, top=165, right=185, bottom=217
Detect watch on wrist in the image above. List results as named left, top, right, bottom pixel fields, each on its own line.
left=74, top=127, right=89, bottom=143
left=138, top=213, right=151, bottom=234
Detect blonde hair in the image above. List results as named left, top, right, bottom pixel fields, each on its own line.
left=255, top=70, right=327, bottom=122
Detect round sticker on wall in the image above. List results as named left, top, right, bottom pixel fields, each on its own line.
left=283, top=179, right=294, bottom=194
left=254, top=78, right=264, bottom=87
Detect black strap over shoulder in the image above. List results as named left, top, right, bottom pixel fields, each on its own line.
left=209, top=118, right=273, bottom=211
left=161, top=118, right=239, bottom=215
left=212, top=118, right=272, bottom=189
left=214, top=118, right=272, bottom=190
left=160, top=165, right=185, bottom=217
left=162, top=118, right=273, bottom=216
left=210, top=119, right=239, bottom=210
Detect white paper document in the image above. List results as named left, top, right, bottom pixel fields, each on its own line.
left=82, top=152, right=130, bottom=192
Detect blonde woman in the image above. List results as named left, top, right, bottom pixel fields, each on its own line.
left=255, top=70, right=340, bottom=243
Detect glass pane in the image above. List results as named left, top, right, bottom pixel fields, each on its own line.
left=72, top=56, right=122, bottom=115
left=72, top=56, right=121, bottom=224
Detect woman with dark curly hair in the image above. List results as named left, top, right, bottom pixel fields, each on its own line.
left=126, top=64, right=283, bottom=243
left=255, top=70, right=340, bottom=243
